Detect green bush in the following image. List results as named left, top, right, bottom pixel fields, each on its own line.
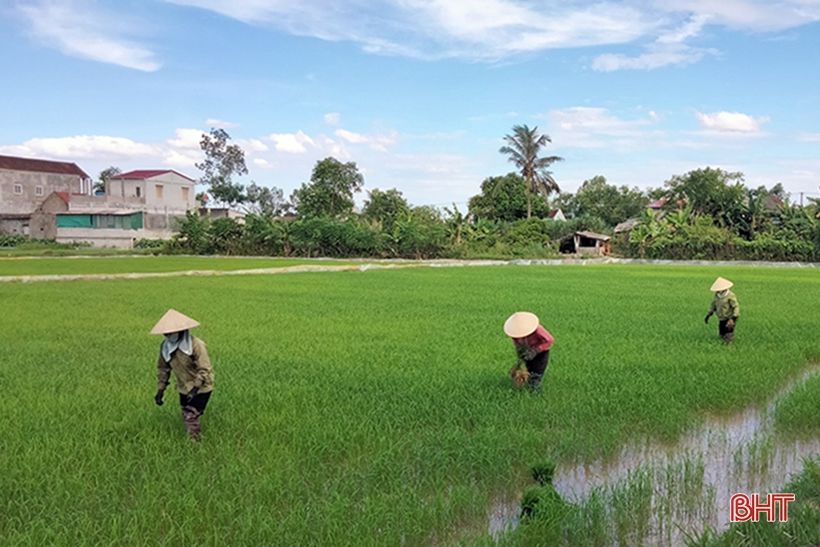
left=392, top=208, right=447, bottom=259
left=0, top=235, right=92, bottom=252
left=735, top=232, right=816, bottom=262
left=209, top=218, right=244, bottom=255
left=624, top=223, right=817, bottom=262
left=174, top=211, right=211, bottom=254
left=241, top=214, right=286, bottom=256
left=133, top=239, right=165, bottom=251
left=288, top=217, right=386, bottom=258
left=0, top=234, right=27, bottom=248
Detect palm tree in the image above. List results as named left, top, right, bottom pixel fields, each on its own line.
left=499, top=125, right=563, bottom=219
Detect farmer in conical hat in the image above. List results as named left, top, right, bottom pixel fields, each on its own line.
left=704, top=277, right=740, bottom=343
left=151, top=309, right=214, bottom=440
left=504, top=312, right=554, bottom=390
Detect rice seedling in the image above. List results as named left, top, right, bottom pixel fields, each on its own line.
left=0, top=255, right=355, bottom=277
left=0, top=261, right=818, bottom=544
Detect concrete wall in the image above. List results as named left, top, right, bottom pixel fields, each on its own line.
left=56, top=228, right=176, bottom=249
left=54, top=210, right=184, bottom=248
left=0, top=217, right=30, bottom=236
left=107, top=178, right=144, bottom=201
left=29, top=193, right=69, bottom=240
left=72, top=193, right=145, bottom=211
left=143, top=172, right=196, bottom=212
left=144, top=212, right=184, bottom=231
left=0, top=169, right=84, bottom=215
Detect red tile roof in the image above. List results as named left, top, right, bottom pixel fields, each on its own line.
left=0, top=154, right=89, bottom=179
left=111, top=169, right=196, bottom=182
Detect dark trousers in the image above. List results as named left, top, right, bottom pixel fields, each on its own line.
left=718, top=318, right=737, bottom=342
left=178, top=391, right=212, bottom=413
left=178, top=391, right=212, bottom=439
left=524, top=350, right=550, bottom=389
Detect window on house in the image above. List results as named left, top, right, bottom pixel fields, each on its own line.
left=13, top=184, right=23, bottom=195
left=181, top=187, right=190, bottom=202
left=155, top=184, right=164, bottom=199
left=35, top=186, right=44, bottom=197
left=136, top=186, right=141, bottom=198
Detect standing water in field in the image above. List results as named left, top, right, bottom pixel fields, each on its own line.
left=488, top=365, right=820, bottom=544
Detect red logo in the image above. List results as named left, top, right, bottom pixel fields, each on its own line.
left=730, top=493, right=795, bottom=522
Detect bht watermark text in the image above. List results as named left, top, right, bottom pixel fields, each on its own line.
left=730, top=493, right=796, bottom=523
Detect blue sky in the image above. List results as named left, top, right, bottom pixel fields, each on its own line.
left=2, top=0, right=820, bottom=206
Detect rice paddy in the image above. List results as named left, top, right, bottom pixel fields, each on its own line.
left=0, top=260, right=818, bottom=545
left=0, top=255, right=355, bottom=277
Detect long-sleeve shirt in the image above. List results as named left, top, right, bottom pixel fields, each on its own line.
left=157, top=336, right=214, bottom=394
left=708, top=291, right=740, bottom=321
left=513, top=325, right=554, bottom=361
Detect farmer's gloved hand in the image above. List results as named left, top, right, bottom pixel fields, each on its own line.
left=704, top=313, right=712, bottom=324
left=726, top=318, right=735, bottom=329
left=154, top=390, right=165, bottom=406
left=186, top=387, right=199, bottom=403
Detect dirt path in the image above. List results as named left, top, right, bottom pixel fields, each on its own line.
left=0, top=263, right=407, bottom=283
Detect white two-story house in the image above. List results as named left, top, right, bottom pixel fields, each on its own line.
left=106, top=169, right=197, bottom=213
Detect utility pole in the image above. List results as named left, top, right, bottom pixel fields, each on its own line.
left=799, top=192, right=804, bottom=207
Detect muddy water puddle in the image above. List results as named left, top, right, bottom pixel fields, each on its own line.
left=489, top=366, right=820, bottom=543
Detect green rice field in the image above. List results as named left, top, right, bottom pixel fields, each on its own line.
left=1, top=261, right=818, bottom=545
left=0, top=255, right=355, bottom=277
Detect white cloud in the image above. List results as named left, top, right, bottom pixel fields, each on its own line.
left=335, top=128, right=398, bottom=151
left=268, top=131, right=315, bottom=154
left=17, top=0, right=161, bottom=71
left=656, top=14, right=711, bottom=44
left=0, top=135, right=158, bottom=159
left=659, top=0, right=820, bottom=33
left=545, top=107, right=661, bottom=149
left=320, top=137, right=350, bottom=159
left=161, top=129, right=205, bottom=168
left=797, top=132, right=820, bottom=142
left=163, top=149, right=201, bottom=169
left=166, top=128, right=204, bottom=150
left=592, top=46, right=709, bottom=71
left=162, top=0, right=820, bottom=66
left=324, top=112, right=341, bottom=125
left=592, top=15, right=715, bottom=72
left=164, top=0, right=655, bottom=60
left=238, top=138, right=269, bottom=152
left=253, top=158, right=273, bottom=168
left=0, top=129, right=208, bottom=173
left=206, top=118, right=239, bottom=129
left=695, top=111, right=769, bottom=133
left=335, top=129, right=369, bottom=144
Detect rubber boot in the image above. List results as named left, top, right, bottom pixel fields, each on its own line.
left=182, top=405, right=202, bottom=440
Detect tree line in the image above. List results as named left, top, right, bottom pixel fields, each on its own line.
left=119, top=126, right=820, bottom=262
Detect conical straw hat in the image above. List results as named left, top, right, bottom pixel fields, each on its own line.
left=150, top=309, right=200, bottom=335
left=504, top=311, right=539, bottom=338
left=710, top=277, right=733, bottom=292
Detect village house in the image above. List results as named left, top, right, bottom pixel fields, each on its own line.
left=51, top=169, right=197, bottom=247
left=0, top=154, right=92, bottom=234
left=560, top=230, right=612, bottom=256
left=106, top=169, right=196, bottom=213
left=547, top=208, right=566, bottom=221
left=0, top=155, right=198, bottom=248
